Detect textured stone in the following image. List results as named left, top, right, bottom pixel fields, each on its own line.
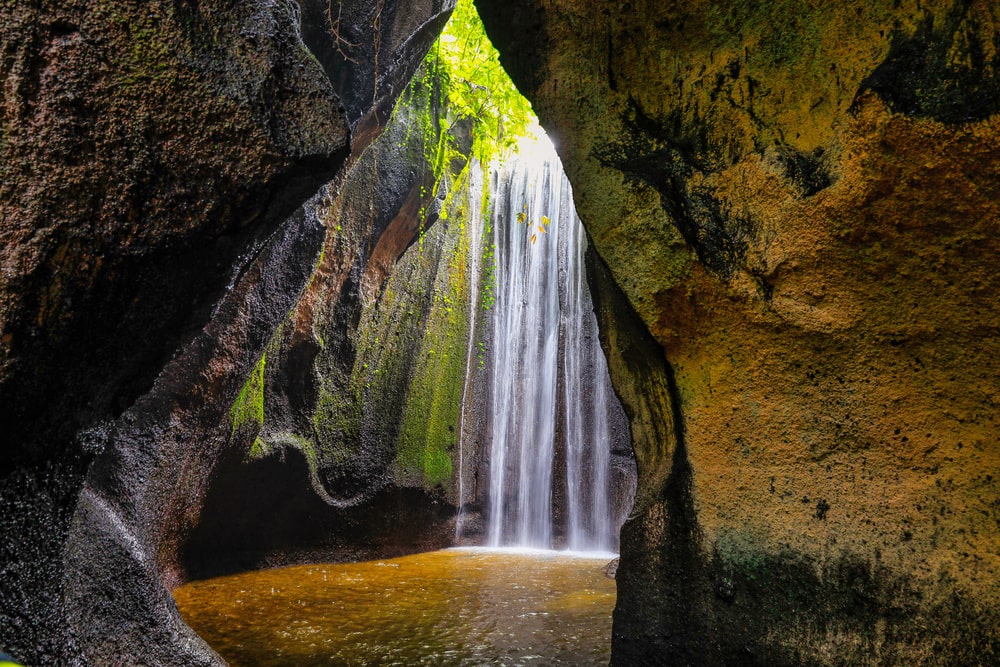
left=4, top=0, right=999, bottom=662
left=478, top=0, right=1000, bottom=663
left=183, top=66, right=462, bottom=577
left=0, top=0, right=454, bottom=663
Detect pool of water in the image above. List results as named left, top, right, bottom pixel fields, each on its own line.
left=173, top=547, right=618, bottom=666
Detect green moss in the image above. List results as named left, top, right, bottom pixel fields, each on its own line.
left=423, top=447, right=453, bottom=486
left=312, top=381, right=362, bottom=464
left=230, top=352, right=266, bottom=435
left=395, top=212, right=471, bottom=488
left=247, top=436, right=268, bottom=458
left=479, top=182, right=496, bottom=312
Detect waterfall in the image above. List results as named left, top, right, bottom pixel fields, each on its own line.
left=562, top=202, right=614, bottom=551
left=484, top=133, right=617, bottom=552
left=456, top=162, right=485, bottom=538
left=486, top=143, right=561, bottom=548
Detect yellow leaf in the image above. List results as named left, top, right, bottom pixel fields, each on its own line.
left=537, top=225, right=547, bottom=233
left=530, top=234, right=537, bottom=244
left=541, top=215, right=550, bottom=226
left=517, top=211, right=526, bottom=224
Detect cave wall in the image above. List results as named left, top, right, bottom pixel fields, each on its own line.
left=0, top=0, right=454, bottom=664
left=182, top=64, right=479, bottom=578
left=477, top=0, right=1000, bottom=664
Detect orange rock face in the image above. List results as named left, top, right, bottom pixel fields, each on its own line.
left=477, top=0, right=1000, bottom=662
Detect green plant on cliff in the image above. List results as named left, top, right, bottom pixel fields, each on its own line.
left=392, top=0, right=536, bottom=255
left=230, top=352, right=267, bottom=454
left=429, top=0, right=536, bottom=165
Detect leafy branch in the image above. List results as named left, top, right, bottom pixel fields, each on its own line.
left=431, top=0, right=536, bottom=164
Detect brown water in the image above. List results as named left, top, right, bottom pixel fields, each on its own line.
left=173, top=547, right=618, bottom=666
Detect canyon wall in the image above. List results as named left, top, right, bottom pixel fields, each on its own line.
left=476, top=0, right=1000, bottom=664
left=183, top=69, right=482, bottom=577
left=0, top=1, right=454, bottom=663
left=4, top=0, right=998, bottom=663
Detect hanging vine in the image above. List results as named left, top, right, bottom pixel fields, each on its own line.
left=326, top=1, right=360, bottom=64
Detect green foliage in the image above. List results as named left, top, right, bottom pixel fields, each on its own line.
left=430, top=0, right=536, bottom=164
left=389, top=0, right=535, bottom=249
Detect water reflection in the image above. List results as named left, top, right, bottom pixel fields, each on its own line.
left=174, top=548, right=617, bottom=666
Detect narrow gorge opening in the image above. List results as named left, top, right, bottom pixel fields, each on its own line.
left=173, top=0, right=636, bottom=664
left=175, top=138, right=635, bottom=667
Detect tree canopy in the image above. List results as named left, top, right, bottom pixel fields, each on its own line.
left=431, top=0, right=537, bottom=164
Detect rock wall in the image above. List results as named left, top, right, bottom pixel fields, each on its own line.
left=0, top=0, right=454, bottom=663
left=477, top=0, right=1000, bottom=664
left=183, top=66, right=478, bottom=578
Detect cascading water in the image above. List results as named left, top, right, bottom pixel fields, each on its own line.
left=455, top=162, right=485, bottom=538
left=486, top=143, right=561, bottom=548
left=562, top=207, right=614, bottom=552
left=484, top=134, right=619, bottom=552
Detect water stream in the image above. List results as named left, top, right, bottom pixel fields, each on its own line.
left=562, top=207, right=614, bottom=552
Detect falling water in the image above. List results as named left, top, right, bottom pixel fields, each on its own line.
left=486, top=142, right=561, bottom=548
left=485, top=134, right=617, bottom=551
left=456, top=162, right=485, bottom=538
left=562, top=206, right=614, bottom=551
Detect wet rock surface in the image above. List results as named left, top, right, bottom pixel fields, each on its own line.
left=0, top=0, right=453, bottom=663
left=478, top=0, right=1000, bottom=663
left=184, top=65, right=464, bottom=577
left=4, top=0, right=999, bottom=664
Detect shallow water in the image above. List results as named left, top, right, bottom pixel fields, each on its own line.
left=173, top=547, right=617, bottom=666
